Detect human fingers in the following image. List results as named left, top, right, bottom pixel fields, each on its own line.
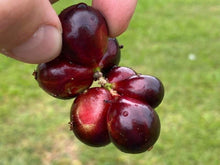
left=92, top=0, right=137, bottom=37
left=0, top=0, right=62, bottom=64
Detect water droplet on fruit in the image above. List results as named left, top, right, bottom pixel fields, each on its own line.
left=122, top=111, right=128, bottom=117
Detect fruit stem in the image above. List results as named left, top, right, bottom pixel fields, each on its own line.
left=108, top=88, right=120, bottom=97
left=93, top=70, right=103, bottom=81
left=94, top=71, right=119, bottom=97
left=98, top=76, right=109, bottom=88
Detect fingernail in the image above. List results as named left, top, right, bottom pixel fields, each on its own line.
left=11, top=25, right=62, bottom=64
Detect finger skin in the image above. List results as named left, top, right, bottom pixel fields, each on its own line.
left=92, top=0, right=138, bottom=37
left=0, top=0, right=61, bottom=49
left=0, top=0, right=61, bottom=63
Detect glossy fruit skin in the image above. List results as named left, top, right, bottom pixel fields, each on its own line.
left=34, top=57, right=94, bottom=99
left=98, top=38, right=121, bottom=73
left=113, top=75, right=164, bottom=108
left=59, top=3, right=108, bottom=67
left=107, top=96, right=161, bottom=154
left=106, top=66, right=137, bottom=83
left=70, top=87, right=112, bottom=147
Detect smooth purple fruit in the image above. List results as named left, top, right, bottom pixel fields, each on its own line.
left=98, top=38, right=121, bottom=73
left=106, top=66, right=137, bottom=83
left=70, top=87, right=112, bottom=147
left=112, top=75, right=164, bottom=108
left=107, top=96, right=161, bottom=154
left=34, top=57, right=94, bottom=99
left=59, top=3, right=108, bottom=67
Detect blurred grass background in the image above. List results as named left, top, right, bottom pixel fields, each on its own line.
left=0, top=0, right=220, bottom=164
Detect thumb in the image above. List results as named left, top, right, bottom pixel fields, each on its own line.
left=0, top=0, right=62, bottom=64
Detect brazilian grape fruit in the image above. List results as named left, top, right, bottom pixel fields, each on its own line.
left=98, top=38, right=121, bottom=74
left=70, top=87, right=112, bottom=147
left=59, top=3, right=108, bottom=67
left=107, top=96, right=161, bottom=153
left=106, top=66, right=137, bottom=83
left=34, top=56, right=93, bottom=99
left=112, top=74, right=164, bottom=108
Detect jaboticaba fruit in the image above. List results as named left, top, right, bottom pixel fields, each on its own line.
left=107, top=96, right=161, bottom=154
left=98, top=38, right=121, bottom=74
left=106, top=66, right=137, bottom=83
left=70, top=87, right=112, bottom=147
left=112, top=75, right=164, bottom=108
left=34, top=56, right=94, bottom=99
left=59, top=3, right=109, bottom=67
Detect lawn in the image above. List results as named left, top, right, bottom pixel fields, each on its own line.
left=0, top=0, right=219, bottom=164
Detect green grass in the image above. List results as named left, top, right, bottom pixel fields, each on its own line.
left=0, top=0, right=220, bottom=164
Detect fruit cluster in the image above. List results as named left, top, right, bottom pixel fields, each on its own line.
left=33, top=3, right=164, bottom=154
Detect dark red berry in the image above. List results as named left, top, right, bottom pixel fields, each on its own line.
left=106, top=66, right=137, bottom=83
left=107, top=96, right=161, bottom=153
left=34, top=57, right=94, bottom=99
left=59, top=3, right=108, bottom=67
left=70, top=87, right=112, bottom=147
left=112, top=75, right=164, bottom=108
left=98, top=38, right=121, bottom=73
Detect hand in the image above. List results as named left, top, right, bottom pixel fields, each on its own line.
left=0, top=0, right=137, bottom=64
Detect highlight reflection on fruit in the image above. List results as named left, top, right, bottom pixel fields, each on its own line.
left=33, top=2, right=165, bottom=154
